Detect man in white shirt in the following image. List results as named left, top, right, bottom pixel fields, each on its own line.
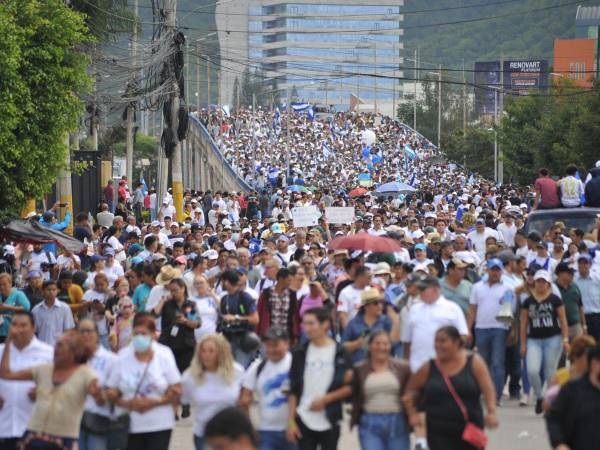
left=239, top=327, right=293, bottom=449
left=496, top=214, right=517, bottom=247
left=157, top=198, right=176, bottom=222
left=367, top=215, right=387, bottom=236
left=337, top=266, right=371, bottom=329
left=467, top=258, right=514, bottom=404
left=0, top=311, right=53, bottom=450
left=467, top=218, right=500, bottom=260
left=557, top=164, right=584, bottom=207
left=96, top=203, right=115, bottom=229
left=404, top=276, right=469, bottom=372
left=31, top=280, right=75, bottom=346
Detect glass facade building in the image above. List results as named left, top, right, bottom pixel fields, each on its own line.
left=247, top=0, right=404, bottom=108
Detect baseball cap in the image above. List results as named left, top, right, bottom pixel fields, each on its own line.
left=27, top=270, right=42, bottom=279
left=412, top=230, right=425, bottom=239
left=150, top=220, right=161, bottom=228
left=414, top=243, right=427, bottom=252
left=487, top=258, right=504, bottom=270
left=476, top=218, right=486, bottom=225
left=497, top=250, right=516, bottom=264
left=533, top=270, right=552, bottom=283
left=447, top=258, right=468, bottom=269
left=174, top=256, right=187, bottom=265
left=264, top=326, right=290, bottom=341
left=202, top=249, right=219, bottom=260
left=91, top=254, right=106, bottom=263
left=527, top=231, right=542, bottom=242
left=128, top=243, right=144, bottom=256
left=577, top=254, right=592, bottom=262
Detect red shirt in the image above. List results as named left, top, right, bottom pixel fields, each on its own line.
left=535, top=176, right=560, bottom=207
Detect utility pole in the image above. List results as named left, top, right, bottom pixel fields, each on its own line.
left=498, top=54, right=504, bottom=185
left=58, top=134, right=73, bottom=234
left=165, top=0, right=184, bottom=222
left=437, top=64, right=442, bottom=149
left=373, top=41, right=378, bottom=115
left=196, top=41, right=200, bottom=112
left=207, top=56, right=211, bottom=108
left=252, top=92, right=256, bottom=111
left=462, top=58, right=467, bottom=132
left=494, top=88, right=498, bottom=184
left=414, top=48, right=417, bottom=130
left=126, top=0, right=139, bottom=185
left=286, top=85, right=291, bottom=182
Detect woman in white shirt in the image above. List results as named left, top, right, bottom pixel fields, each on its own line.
left=191, top=275, right=220, bottom=340
left=181, top=334, right=244, bottom=450
left=78, top=319, right=118, bottom=450
left=106, top=312, right=181, bottom=450
left=102, top=226, right=126, bottom=263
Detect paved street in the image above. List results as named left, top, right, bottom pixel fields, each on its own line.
left=169, top=398, right=548, bottom=450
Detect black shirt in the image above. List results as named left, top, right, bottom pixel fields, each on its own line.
left=521, top=293, right=563, bottom=339
left=219, top=290, right=256, bottom=336
left=158, top=299, right=198, bottom=349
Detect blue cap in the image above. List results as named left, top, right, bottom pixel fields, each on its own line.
left=128, top=243, right=144, bottom=256
left=577, top=254, right=592, bottom=262
left=27, top=270, right=42, bottom=279
left=103, top=247, right=115, bottom=256
left=415, top=243, right=427, bottom=252
left=131, top=256, right=144, bottom=265
left=91, top=254, right=106, bottom=263
left=236, top=267, right=248, bottom=275
left=487, top=258, right=504, bottom=270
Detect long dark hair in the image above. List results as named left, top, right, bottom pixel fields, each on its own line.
left=436, top=326, right=464, bottom=347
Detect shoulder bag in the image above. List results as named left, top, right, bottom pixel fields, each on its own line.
left=107, top=359, right=151, bottom=450
left=435, top=360, right=488, bottom=449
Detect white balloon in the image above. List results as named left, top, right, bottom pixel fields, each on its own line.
left=361, top=129, right=376, bottom=146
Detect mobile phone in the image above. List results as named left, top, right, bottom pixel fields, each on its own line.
left=59, top=203, right=67, bottom=207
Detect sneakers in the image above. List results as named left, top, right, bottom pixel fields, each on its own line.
left=519, top=394, right=529, bottom=406
left=535, top=399, right=544, bottom=415
left=182, top=404, right=191, bottom=418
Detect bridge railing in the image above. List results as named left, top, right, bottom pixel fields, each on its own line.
left=188, top=114, right=253, bottom=192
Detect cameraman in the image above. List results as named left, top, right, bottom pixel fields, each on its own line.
left=26, top=243, right=57, bottom=281
left=219, top=270, right=259, bottom=368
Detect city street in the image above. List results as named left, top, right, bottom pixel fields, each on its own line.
left=169, top=398, right=549, bottom=450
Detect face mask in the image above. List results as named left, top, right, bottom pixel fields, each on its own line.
left=132, top=334, right=152, bottom=353
left=231, top=233, right=240, bottom=241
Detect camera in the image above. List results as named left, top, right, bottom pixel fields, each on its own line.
left=40, top=262, right=56, bottom=272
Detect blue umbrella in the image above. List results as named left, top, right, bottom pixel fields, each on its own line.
left=376, top=182, right=416, bottom=193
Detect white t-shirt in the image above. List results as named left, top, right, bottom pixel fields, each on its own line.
left=558, top=176, right=584, bottom=207
left=191, top=295, right=219, bottom=340
left=297, top=343, right=336, bottom=431
left=406, top=296, right=469, bottom=372
left=0, top=338, right=54, bottom=439
left=82, top=289, right=109, bottom=336
left=56, top=254, right=81, bottom=272
left=85, top=346, right=117, bottom=417
left=102, top=264, right=124, bottom=287
left=107, top=342, right=181, bottom=434
left=469, top=280, right=513, bottom=330
left=337, top=285, right=364, bottom=321
left=496, top=222, right=517, bottom=247
left=105, top=236, right=125, bottom=262
left=242, top=353, right=292, bottom=431
left=146, top=285, right=170, bottom=332
left=468, top=228, right=500, bottom=259
left=181, top=364, right=244, bottom=437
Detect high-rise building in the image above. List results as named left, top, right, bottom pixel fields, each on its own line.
left=215, top=0, right=404, bottom=114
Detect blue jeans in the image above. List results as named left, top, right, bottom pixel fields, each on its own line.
left=194, top=435, right=204, bottom=450
left=526, top=335, right=562, bottom=400
left=358, top=413, right=410, bottom=450
left=231, top=340, right=255, bottom=369
left=259, top=430, right=298, bottom=450
left=79, top=429, right=107, bottom=450
left=475, top=328, right=508, bottom=401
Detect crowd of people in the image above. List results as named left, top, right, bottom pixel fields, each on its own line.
left=1, top=110, right=600, bottom=450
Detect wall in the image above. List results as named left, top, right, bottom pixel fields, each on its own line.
left=553, top=38, right=596, bottom=88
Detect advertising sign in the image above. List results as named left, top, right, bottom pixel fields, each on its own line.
left=503, top=60, right=548, bottom=94
left=474, top=61, right=501, bottom=115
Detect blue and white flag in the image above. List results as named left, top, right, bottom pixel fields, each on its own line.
left=307, top=107, right=315, bottom=121
left=273, top=108, right=281, bottom=129
left=140, top=176, right=148, bottom=195
left=403, top=144, right=417, bottom=160
left=322, top=141, right=334, bottom=159
left=576, top=170, right=586, bottom=204
left=409, top=172, right=417, bottom=187
left=290, top=102, right=311, bottom=112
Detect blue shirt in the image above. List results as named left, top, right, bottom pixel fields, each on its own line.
left=0, top=289, right=31, bottom=336
left=342, top=313, right=392, bottom=363
left=39, top=211, right=71, bottom=255
left=132, top=283, right=152, bottom=312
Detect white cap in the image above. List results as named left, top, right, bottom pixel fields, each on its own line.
left=150, top=220, right=161, bottom=227
left=533, top=270, right=552, bottom=283
left=412, top=229, right=425, bottom=239
left=162, top=197, right=169, bottom=204
left=201, top=249, right=219, bottom=260
left=222, top=219, right=232, bottom=227
left=596, top=160, right=600, bottom=168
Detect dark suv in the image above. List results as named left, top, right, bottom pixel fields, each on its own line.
left=524, top=207, right=600, bottom=235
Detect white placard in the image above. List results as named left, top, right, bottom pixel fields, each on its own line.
left=292, top=206, right=320, bottom=227
left=325, top=207, right=355, bottom=224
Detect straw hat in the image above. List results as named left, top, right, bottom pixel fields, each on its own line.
left=156, top=265, right=182, bottom=285
left=360, top=287, right=384, bottom=306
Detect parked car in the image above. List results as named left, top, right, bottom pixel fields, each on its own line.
left=524, top=207, right=600, bottom=235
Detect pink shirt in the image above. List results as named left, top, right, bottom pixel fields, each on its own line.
left=535, top=176, right=559, bottom=207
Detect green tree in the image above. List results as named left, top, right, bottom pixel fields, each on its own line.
left=445, top=126, right=495, bottom=179
left=0, top=0, right=91, bottom=219
left=114, top=134, right=159, bottom=183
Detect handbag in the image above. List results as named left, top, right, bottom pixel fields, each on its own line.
left=107, top=360, right=151, bottom=450
left=435, top=360, right=488, bottom=449
left=81, top=411, right=110, bottom=435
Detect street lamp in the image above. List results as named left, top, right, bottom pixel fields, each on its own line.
left=428, top=67, right=442, bottom=149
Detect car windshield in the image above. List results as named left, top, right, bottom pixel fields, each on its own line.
left=527, top=213, right=598, bottom=235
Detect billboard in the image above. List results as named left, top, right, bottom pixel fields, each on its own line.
left=503, top=60, right=549, bottom=94
left=474, top=61, right=501, bottom=115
